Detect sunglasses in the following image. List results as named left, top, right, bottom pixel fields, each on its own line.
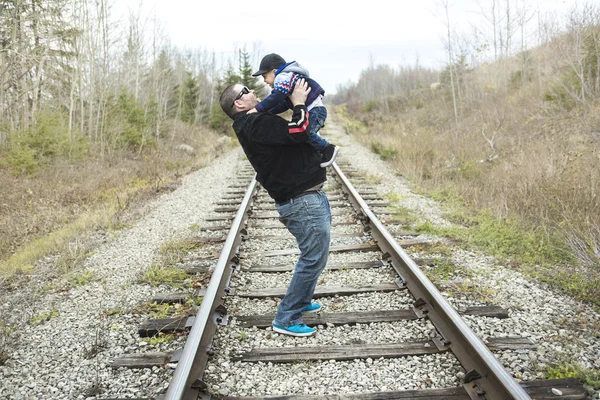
left=231, top=86, right=250, bottom=107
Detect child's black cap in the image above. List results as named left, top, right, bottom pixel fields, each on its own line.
left=252, top=53, right=286, bottom=76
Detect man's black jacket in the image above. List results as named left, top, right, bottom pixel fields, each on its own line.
left=232, top=105, right=326, bottom=204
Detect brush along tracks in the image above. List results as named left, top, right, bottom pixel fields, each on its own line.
left=120, top=162, right=587, bottom=400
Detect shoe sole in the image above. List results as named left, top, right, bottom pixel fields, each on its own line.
left=273, top=326, right=317, bottom=337
left=320, top=146, right=340, bottom=168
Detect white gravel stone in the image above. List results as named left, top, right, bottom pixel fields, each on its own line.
left=0, top=150, right=249, bottom=399
left=2, top=118, right=598, bottom=399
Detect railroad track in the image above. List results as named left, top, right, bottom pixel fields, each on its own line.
left=115, top=160, right=588, bottom=400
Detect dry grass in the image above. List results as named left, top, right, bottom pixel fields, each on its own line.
left=334, top=51, right=600, bottom=305
left=0, top=124, right=233, bottom=279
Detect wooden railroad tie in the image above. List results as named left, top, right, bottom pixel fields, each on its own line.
left=137, top=306, right=508, bottom=337
left=232, top=337, right=536, bottom=363
left=206, top=209, right=354, bottom=222
left=238, top=284, right=403, bottom=299
left=235, top=306, right=509, bottom=328
left=217, top=378, right=587, bottom=399
left=241, top=240, right=426, bottom=258
left=245, top=256, right=440, bottom=273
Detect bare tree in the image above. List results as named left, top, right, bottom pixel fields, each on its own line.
left=439, top=0, right=459, bottom=129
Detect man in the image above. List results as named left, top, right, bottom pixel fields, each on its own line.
left=220, top=79, right=331, bottom=337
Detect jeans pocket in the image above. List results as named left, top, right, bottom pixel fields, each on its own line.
left=303, top=192, right=328, bottom=219
left=316, top=109, right=327, bottom=128
left=275, top=202, right=290, bottom=217
left=276, top=202, right=305, bottom=238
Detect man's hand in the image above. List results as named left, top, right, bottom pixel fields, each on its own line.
left=290, top=78, right=311, bottom=106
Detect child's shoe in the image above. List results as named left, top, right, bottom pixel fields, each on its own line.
left=320, top=144, right=340, bottom=168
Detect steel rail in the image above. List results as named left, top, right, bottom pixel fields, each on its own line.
left=164, top=176, right=258, bottom=400
left=332, top=163, right=531, bottom=400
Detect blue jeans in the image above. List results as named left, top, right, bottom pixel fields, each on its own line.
left=274, top=190, right=331, bottom=327
left=307, top=106, right=329, bottom=151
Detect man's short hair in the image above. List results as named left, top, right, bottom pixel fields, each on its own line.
left=220, top=84, right=239, bottom=119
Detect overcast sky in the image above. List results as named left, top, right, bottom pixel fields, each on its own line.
left=115, top=0, right=579, bottom=93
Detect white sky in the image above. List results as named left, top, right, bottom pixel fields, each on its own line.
left=114, top=0, right=579, bottom=93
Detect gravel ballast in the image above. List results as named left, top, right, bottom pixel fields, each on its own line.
left=0, top=150, right=249, bottom=399
left=1, top=118, right=599, bottom=399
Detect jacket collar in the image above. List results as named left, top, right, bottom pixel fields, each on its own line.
left=233, top=110, right=250, bottom=120
left=275, top=61, right=295, bottom=76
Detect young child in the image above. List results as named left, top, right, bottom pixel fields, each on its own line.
left=249, top=53, right=340, bottom=167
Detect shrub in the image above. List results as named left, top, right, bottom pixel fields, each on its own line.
left=0, top=110, right=89, bottom=175
left=370, top=141, right=398, bottom=161
left=106, top=90, right=156, bottom=151
left=1, top=144, right=39, bottom=175
left=344, top=121, right=367, bottom=135
left=364, top=100, right=377, bottom=112
left=546, top=362, right=600, bottom=388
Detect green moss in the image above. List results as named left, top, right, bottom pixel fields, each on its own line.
left=102, top=307, right=122, bottom=317
left=410, top=241, right=454, bottom=257
left=137, top=297, right=202, bottom=318
left=416, top=220, right=464, bottom=238
left=455, top=280, right=500, bottom=303
left=388, top=205, right=419, bottom=228
left=141, top=334, right=176, bottom=346
left=67, top=270, right=96, bottom=287
left=147, top=302, right=171, bottom=318
left=141, top=266, right=189, bottom=287
left=464, top=211, right=571, bottom=265
left=186, top=296, right=204, bottom=307
left=364, top=174, right=382, bottom=184
left=525, top=266, right=600, bottom=307
left=159, top=239, right=202, bottom=256
left=418, top=208, right=572, bottom=267
left=414, top=189, right=600, bottom=305
left=546, top=362, right=600, bottom=389
left=383, top=192, right=406, bottom=202
left=421, top=258, right=470, bottom=285
left=30, top=310, right=59, bottom=325
left=238, top=331, right=249, bottom=342
left=158, top=238, right=203, bottom=267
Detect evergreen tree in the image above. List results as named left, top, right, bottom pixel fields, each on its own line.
left=239, top=49, right=260, bottom=91
left=209, top=65, right=241, bottom=134
left=180, top=72, right=200, bottom=124
left=239, top=49, right=267, bottom=98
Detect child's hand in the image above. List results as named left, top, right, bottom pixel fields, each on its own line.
left=247, top=108, right=257, bottom=114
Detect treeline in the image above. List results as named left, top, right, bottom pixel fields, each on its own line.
left=332, top=2, right=600, bottom=115
left=0, top=0, right=262, bottom=175
left=330, top=1, right=600, bottom=275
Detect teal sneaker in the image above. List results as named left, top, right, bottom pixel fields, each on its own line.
left=272, top=323, right=317, bottom=337
left=302, top=302, right=322, bottom=314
